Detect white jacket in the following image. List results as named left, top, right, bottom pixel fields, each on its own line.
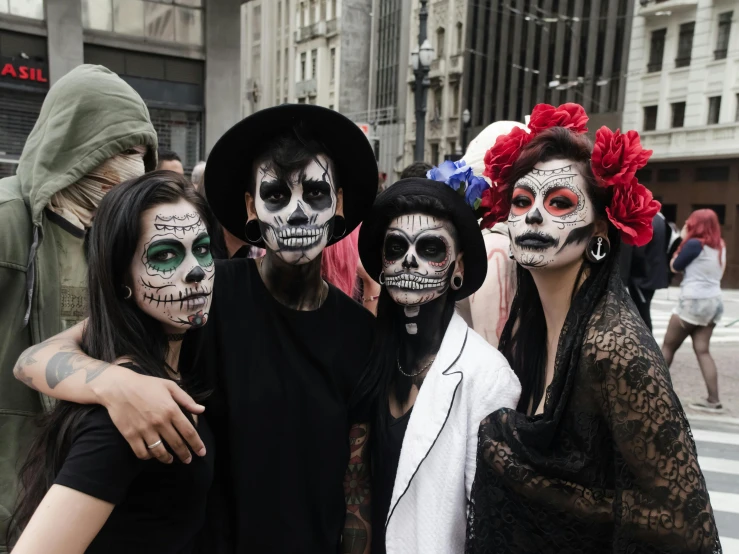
left=384, top=312, right=521, bottom=554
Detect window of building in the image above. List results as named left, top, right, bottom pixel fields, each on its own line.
left=434, top=87, right=443, bottom=119
left=675, top=22, right=694, bottom=68
left=448, top=139, right=458, bottom=157
left=636, top=168, right=653, bottom=183
left=715, top=12, right=732, bottom=60
left=671, top=101, right=686, bottom=128
left=320, top=0, right=326, bottom=20
left=436, top=27, right=445, bottom=58
left=456, top=22, right=464, bottom=53
left=661, top=204, right=677, bottom=224
left=643, top=105, right=658, bottom=131
left=309, top=0, right=316, bottom=24
left=300, top=52, right=307, bottom=81
left=277, top=1, right=282, bottom=29
left=452, top=83, right=460, bottom=114
left=695, top=166, right=730, bottom=182
left=657, top=168, right=680, bottom=182
left=330, top=47, right=336, bottom=82
left=298, top=97, right=307, bottom=104
left=736, top=93, right=739, bottom=122
left=430, top=143, right=440, bottom=166
left=311, top=49, right=317, bottom=79
left=691, top=205, right=726, bottom=225
left=707, top=96, right=721, bottom=124
left=331, top=0, right=336, bottom=19
left=1, top=0, right=44, bottom=19
left=648, top=29, right=666, bottom=72
left=276, top=50, right=281, bottom=81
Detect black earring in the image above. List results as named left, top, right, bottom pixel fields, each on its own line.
left=451, top=275, right=464, bottom=290
left=508, top=245, right=514, bottom=260
left=245, top=220, right=263, bottom=243
left=331, top=216, right=347, bottom=240
left=585, top=236, right=610, bottom=263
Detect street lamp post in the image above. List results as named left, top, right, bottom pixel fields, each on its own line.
left=411, top=0, right=434, bottom=162
left=461, top=108, right=471, bottom=153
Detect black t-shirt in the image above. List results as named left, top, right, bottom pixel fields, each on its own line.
left=183, top=258, right=375, bottom=553
left=53, top=366, right=215, bottom=554
left=370, top=407, right=412, bottom=554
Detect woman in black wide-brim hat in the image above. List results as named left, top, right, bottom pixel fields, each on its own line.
left=352, top=178, right=520, bottom=554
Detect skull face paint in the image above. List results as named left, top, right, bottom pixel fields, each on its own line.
left=253, top=155, right=338, bottom=265
left=508, top=159, right=595, bottom=270
left=382, top=214, right=459, bottom=308
left=132, top=199, right=214, bottom=333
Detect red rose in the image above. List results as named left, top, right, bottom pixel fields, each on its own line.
left=591, top=126, right=652, bottom=186
left=528, top=103, right=589, bottom=134
left=478, top=184, right=511, bottom=229
left=483, top=127, right=531, bottom=185
left=606, top=179, right=661, bottom=247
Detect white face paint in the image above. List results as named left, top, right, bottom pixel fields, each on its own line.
left=508, top=159, right=595, bottom=270
left=132, top=199, right=215, bottom=333
left=254, top=155, right=337, bottom=265
left=382, top=214, right=459, bottom=310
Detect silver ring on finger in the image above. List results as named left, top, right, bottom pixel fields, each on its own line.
left=147, top=439, right=163, bottom=450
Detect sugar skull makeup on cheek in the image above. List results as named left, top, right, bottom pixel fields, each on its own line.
left=254, top=154, right=338, bottom=265
left=381, top=214, right=459, bottom=307
left=132, top=199, right=215, bottom=333
left=508, top=160, right=595, bottom=269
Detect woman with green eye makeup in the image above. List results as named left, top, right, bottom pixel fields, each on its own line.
left=9, top=171, right=219, bottom=554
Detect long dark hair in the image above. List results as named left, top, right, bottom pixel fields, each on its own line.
left=499, top=127, right=621, bottom=413
left=10, top=171, right=217, bottom=538
left=351, top=194, right=457, bottom=439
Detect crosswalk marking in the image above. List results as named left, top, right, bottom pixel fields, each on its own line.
left=722, top=536, right=739, bottom=554
left=693, top=429, right=739, bottom=447
left=699, top=456, right=739, bottom=476
left=709, top=491, right=739, bottom=515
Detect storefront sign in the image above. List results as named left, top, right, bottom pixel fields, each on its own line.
left=0, top=58, right=49, bottom=88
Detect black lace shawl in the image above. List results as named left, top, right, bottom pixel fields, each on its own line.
left=466, top=262, right=721, bottom=553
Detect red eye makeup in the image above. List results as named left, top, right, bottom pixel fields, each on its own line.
left=511, top=187, right=535, bottom=217
left=544, top=187, right=579, bottom=217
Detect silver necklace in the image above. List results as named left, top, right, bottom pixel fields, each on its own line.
left=397, top=352, right=436, bottom=378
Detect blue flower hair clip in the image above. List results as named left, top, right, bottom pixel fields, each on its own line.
left=426, top=159, right=490, bottom=211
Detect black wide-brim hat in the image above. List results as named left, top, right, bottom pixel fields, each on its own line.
left=358, top=178, right=487, bottom=300
left=204, top=104, right=379, bottom=244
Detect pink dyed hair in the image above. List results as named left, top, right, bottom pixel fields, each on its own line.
left=321, top=226, right=360, bottom=298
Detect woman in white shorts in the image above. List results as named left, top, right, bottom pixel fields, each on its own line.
left=661, top=209, right=726, bottom=413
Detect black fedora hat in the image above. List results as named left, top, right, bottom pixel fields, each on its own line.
left=358, top=178, right=487, bottom=300
left=204, top=104, right=378, bottom=244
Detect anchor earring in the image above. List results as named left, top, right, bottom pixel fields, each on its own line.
left=585, top=236, right=610, bottom=264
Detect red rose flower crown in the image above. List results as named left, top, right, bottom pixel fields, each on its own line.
left=480, top=102, right=661, bottom=247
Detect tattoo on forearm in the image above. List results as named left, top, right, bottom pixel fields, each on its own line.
left=46, top=352, right=111, bottom=389
left=343, top=423, right=371, bottom=554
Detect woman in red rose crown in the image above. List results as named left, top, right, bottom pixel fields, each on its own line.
left=464, top=103, right=721, bottom=554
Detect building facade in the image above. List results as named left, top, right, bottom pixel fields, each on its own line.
left=623, top=0, right=738, bottom=286
left=240, top=0, right=372, bottom=117
left=0, top=0, right=241, bottom=177
left=402, top=0, right=468, bottom=169
left=461, top=0, right=634, bottom=146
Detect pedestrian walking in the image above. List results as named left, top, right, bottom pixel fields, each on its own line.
left=627, top=212, right=671, bottom=331
left=661, top=208, right=727, bottom=413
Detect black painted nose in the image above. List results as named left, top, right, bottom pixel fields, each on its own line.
left=186, top=266, right=206, bottom=283
left=525, top=207, right=543, bottom=225
left=402, top=253, right=419, bottom=269
left=287, top=204, right=309, bottom=225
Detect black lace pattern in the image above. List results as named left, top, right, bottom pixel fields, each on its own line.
left=466, top=265, right=721, bottom=553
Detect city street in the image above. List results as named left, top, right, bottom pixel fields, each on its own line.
left=650, top=288, right=739, bottom=551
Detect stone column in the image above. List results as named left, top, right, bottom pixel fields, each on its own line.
left=45, top=0, right=84, bottom=84
left=204, top=0, right=242, bottom=154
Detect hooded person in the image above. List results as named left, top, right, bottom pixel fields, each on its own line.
left=10, top=104, right=380, bottom=553
left=429, top=121, right=527, bottom=346
left=0, top=64, right=157, bottom=548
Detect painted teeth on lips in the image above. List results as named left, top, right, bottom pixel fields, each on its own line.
left=277, top=227, right=322, bottom=239
left=385, top=275, right=442, bottom=290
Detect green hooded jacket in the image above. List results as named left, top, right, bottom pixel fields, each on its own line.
left=0, top=64, right=157, bottom=550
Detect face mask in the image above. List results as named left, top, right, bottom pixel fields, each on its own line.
left=254, top=155, right=338, bottom=265
left=382, top=214, right=459, bottom=307
left=508, top=159, right=595, bottom=270
left=132, top=199, right=215, bottom=332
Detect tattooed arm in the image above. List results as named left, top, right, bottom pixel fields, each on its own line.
left=13, top=321, right=206, bottom=464
left=342, top=423, right=372, bottom=554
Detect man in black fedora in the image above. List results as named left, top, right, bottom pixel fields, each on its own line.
left=13, top=105, right=379, bottom=553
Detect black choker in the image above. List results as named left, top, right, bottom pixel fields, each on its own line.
left=167, top=333, right=186, bottom=342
